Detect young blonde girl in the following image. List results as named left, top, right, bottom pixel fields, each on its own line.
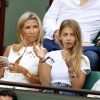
left=40, top=19, right=91, bottom=95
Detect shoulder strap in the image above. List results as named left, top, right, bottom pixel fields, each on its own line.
left=15, top=47, right=27, bottom=64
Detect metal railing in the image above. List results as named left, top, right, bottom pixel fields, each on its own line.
left=0, top=80, right=100, bottom=96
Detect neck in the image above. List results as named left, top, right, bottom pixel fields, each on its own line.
left=80, top=0, right=88, bottom=6
left=22, top=40, right=37, bottom=46
left=63, top=48, right=72, bottom=54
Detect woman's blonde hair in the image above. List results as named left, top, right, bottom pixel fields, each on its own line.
left=13, top=11, right=44, bottom=52
left=58, top=19, right=83, bottom=75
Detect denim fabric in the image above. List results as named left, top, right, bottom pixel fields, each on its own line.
left=43, top=82, right=77, bottom=96
left=43, top=38, right=61, bottom=52
left=83, top=46, right=100, bottom=71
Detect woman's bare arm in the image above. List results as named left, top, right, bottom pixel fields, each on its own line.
left=39, top=63, right=51, bottom=86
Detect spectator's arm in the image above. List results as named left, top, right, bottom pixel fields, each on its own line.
left=43, top=0, right=62, bottom=39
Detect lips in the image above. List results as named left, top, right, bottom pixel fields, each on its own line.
left=65, top=43, right=73, bottom=47
left=29, top=35, right=36, bottom=38
left=65, top=42, right=72, bottom=45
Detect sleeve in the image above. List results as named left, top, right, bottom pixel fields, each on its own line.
left=43, top=0, right=62, bottom=39
left=45, top=52, right=55, bottom=66
left=80, top=55, right=91, bottom=74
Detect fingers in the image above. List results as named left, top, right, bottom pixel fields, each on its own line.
left=9, top=63, right=15, bottom=66
left=0, top=61, right=7, bottom=67
left=68, top=66, right=75, bottom=73
left=97, top=41, right=100, bottom=46
left=35, top=45, right=41, bottom=50
left=33, top=44, right=46, bottom=59
left=33, top=44, right=40, bottom=53
left=61, top=50, right=71, bottom=56
left=53, top=30, right=59, bottom=43
left=8, top=65, right=19, bottom=73
left=8, top=66, right=16, bottom=72
left=61, top=50, right=73, bottom=68
left=61, top=50, right=71, bottom=61
left=7, top=63, right=17, bottom=71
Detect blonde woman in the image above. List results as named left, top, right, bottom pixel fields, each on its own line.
left=40, top=19, right=91, bottom=95
left=0, top=11, right=46, bottom=86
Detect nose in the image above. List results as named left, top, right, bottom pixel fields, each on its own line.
left=30, top=28, right=34, bottom=34
left=67, top=35, right=71, bottom=40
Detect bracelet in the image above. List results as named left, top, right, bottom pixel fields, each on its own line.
left=25, top=72, right=32, bottom=79
left=40, top=58, right=45, bottom=63
left=69, top=72, right=77, bottom=78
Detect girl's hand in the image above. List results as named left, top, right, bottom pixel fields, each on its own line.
left=61, top=50, right=75, bottom=77
left=97, top=40, right=100, bottom=46
left=53, top=30, right=59, bottom=44
left=61, top=50, right=72, bottom=67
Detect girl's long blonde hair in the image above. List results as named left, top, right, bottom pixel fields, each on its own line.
left=13, top=11, right=44, bottom=52
left=58, top=19, right=84, bottom=75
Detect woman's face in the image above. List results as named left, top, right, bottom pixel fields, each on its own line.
left=60, top=26, right=76, bottom=50
left=21, top=19, right=40, bottom=45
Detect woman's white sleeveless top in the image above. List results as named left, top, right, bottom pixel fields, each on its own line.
left=1, top=46, right=40, bottom=83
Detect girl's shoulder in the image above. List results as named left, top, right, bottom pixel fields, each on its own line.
left=82, top=54, right=89, bottom=61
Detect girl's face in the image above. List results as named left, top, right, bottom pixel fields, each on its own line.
left=21, top=19, right=40, bottom=45
left=60, top=26, right=76, bottom=50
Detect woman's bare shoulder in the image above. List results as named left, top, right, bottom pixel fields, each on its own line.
left=3, top=44, right=17, bottom=57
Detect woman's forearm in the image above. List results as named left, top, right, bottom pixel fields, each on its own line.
left=0, top=67, right=5, bottom=78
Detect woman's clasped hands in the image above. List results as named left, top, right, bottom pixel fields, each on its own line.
left=7, top=63, right=27, bottom=75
